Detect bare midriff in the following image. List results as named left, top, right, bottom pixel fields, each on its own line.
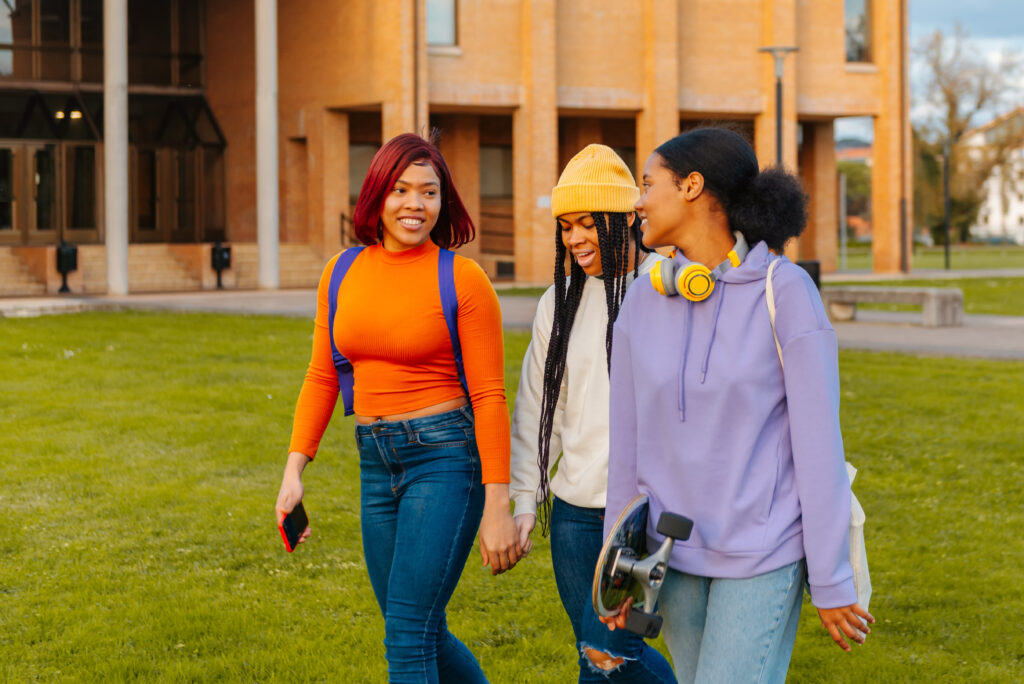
left=354, top=396, right=468, bottom=425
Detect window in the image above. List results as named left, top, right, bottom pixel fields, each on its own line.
left=129, top=0, right=172, bottom=86
left=845, top=0, right=871, bottom=63
left=178, top=0, right=202, bottom=87
left=0, top=0, right=203, bottom=86
left=479, top=144, right=514, bottom=259
left=80, top=0, right=103, bottom=82
left=426, top=0, right=456, bottom=46
left=39, top=0, right=72, bottom=80
left=480, top=146, right=513, bottom=198
left=0, top=0, right=33, bottom=79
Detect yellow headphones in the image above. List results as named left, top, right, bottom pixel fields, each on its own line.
left=650, top=232, right=750, bottom=301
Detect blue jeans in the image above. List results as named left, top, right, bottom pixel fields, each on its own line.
left=357, top=406, right=487, bottom=684
left=658, top=560, right=806, bottom=684
left=550, top=497, right=677, bottom=683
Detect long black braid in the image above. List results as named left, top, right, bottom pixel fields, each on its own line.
left=593, top=212, right=641, bottom=369
left=535, top=211, right=645, bottom=534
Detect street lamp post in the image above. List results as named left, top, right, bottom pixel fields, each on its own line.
left=942, top=139, right=951, bottom=270
left=758, top=46, right=799, bottom=166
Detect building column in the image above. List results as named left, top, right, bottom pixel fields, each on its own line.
left=871, top=0, right=912, bottom=273
left=799, top=121, right=839, bottom=272
left=380, top=0, right=421, bottom=139
left=315, top=110, right=350, bottom=257
left=103, top=0, right=128, bottom=295
left=514, top=0, right=558, bottom=285
left=636, top=0, right=679, bottom=176
left=437, top=115, right=482, bottom=263
left=255, top=0, right=279, bottom=289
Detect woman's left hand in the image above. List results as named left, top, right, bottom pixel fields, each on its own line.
left=479, top=484, right=522, bottom=575
left=817, top=603, right=875, bottom=652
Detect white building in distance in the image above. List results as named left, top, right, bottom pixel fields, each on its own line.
left=967, top=108, right=1024, bottom=245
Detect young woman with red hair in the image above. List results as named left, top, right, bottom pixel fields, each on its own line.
left=275, top=133, right=521, bottom=682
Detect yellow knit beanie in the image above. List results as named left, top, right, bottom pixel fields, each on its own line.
left=550, top=144, right=640, bottom=218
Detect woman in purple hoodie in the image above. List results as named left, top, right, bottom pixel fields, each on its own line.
left=601, top=128, right=874, bottom=683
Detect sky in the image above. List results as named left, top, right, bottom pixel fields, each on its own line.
left=834, top=0, right=1024, bottom=142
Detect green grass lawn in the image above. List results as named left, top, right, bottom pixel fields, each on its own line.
left=839, top=244, right=1024, bottom=272
left=2, top=313, right=1023, bottom=682
left=826, top=277, right=1024, bottom=316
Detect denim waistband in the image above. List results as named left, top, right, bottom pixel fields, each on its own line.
left=553, top=496, right=605, bottom=518
left=355, top=404, right=474, bottom=438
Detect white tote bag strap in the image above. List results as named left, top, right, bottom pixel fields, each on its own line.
left=766, top=258, right=784, bottom=368
left=766, top=257, right=871, bottom=611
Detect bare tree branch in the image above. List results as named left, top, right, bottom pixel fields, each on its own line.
left=913, top=24, right=1024, bottom=241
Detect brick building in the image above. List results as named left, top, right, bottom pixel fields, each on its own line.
left=0, top=0, right=911, bottom=296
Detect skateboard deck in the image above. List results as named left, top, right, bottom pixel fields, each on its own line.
left=592, top=494, right=693, bottom=638
left=593, top=494, right=650, bottom=618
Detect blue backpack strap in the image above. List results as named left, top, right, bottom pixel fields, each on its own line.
left=437, top=249, right=469, bottom=398
left=327, top=246, right=365, bottom=416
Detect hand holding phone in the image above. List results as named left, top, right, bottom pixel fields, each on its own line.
left=278, top=501, right=310, bottom=553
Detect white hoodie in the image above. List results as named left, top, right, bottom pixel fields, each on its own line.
left=510, top=253, right=663, bottom=516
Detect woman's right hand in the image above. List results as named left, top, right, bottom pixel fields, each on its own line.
left=513, top=513, right=536, bottom=557
left=817, top=603, right=874, bottom=652
left=275, top=452, right=312, bottom=544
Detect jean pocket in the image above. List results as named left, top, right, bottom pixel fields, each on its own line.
left=412, top=424, right=471, bottom=448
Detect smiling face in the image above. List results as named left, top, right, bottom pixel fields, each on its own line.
left=636, top=153, right=689, bottom=250
left=557, top=212, right=604, bottom=276
left=378, top=161, right=442, bottom=251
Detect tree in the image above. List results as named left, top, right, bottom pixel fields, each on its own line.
left=914, top=24, right=1024, bottom=242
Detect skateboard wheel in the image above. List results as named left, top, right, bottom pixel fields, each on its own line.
left=624, top=609, right=664, bottom=639
left=656, top=512, right=694, bottom=541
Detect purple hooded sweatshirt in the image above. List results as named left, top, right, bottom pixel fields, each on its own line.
left=605, top=240, right=857, bottom=609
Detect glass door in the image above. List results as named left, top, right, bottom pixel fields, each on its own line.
left=62, top=143, right=100, bottom=243
left=131, top=146, right=162, bottom=243
left=28, top=143, right=59, bottom=244
left=0, top=146, right=17, bottom=244
left=170, top=148, right=197, bottom=243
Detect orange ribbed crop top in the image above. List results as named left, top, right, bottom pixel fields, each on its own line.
left=288, top=241, right=510, bottom=484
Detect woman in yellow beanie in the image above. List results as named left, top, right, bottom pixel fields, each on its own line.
left=509, top=145, right=675, bottom=682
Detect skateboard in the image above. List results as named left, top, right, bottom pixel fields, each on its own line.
left=592, top=494, right=693, bottom=638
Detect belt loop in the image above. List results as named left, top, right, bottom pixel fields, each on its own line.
left=460, top=404, right=474, bottom=424
left=402, top=418, right=415, bottom=441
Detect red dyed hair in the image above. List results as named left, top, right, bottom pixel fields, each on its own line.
left=352, top=133, right=476, bottom=249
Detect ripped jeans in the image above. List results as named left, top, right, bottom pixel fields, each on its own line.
left=550, top=497, right=677, bottom=683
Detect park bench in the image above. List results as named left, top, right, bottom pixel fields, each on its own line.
left=820, top=285, right=964, bottom=327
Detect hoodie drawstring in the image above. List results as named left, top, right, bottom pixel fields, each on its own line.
left=700, top=283, right=727, bottom=384
left=679, top=284, right=727, bottom=422
left=679, top=300, right=693, bottom=422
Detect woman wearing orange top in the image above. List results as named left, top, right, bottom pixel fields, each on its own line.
left=275, top=133, right=521, bottom=683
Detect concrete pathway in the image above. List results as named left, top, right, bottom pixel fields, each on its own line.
left=3, top=288, right=1024, bottom=360
left=823, top=268, right=1024, bottom=282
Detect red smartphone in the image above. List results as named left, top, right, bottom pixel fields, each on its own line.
left=278, top=501, right=309, bottom=553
